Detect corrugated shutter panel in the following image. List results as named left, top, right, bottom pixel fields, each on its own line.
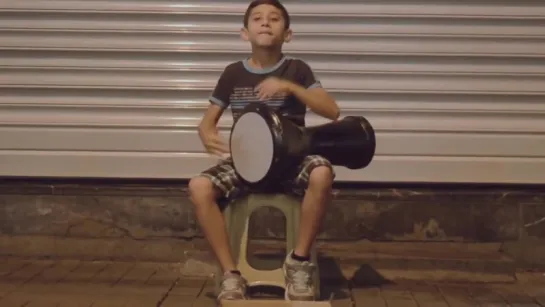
left=1, top=1, right=545, bottom=183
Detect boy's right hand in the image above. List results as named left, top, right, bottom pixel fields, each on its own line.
left=202, top=132, right=229, bottom=157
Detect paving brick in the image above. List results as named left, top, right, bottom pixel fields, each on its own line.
left=17, top=282, right=57, bottom=295
left=116, top=263, right=158, bottom=285
left=3, top=260, right=54, bottom=282
left=466, top=285, right=509, bottom=306
left=118, top=294, right=163, bottom=307
left=437, top=285, right=478, bottom=307
left=91, top=262, right=135, bottom=284
left=30, top=259, right=81, bottom=283
left=105, top=283, right=169, bottom=297
left=380, top=285, right=418, bottom=307
left=160, top=294, right=197, bottom=307
left=87, top=296, right=128, bottom=307
left=406, top=284, right=449, bottom=307
left=56, top=299, right=93, bottom=307
left=519, top=285, right=545, bottom=306
left=46, top=282, right=107, bottom=295
left=351, top=287, right=386, bottom=307
left=493, top=285, right=541, bottom=307
left=24, top=294, right=60, bottom=307
left=49, top=293, right=94, bottom=307
left=102, top=263, right=177, bottom=296
left=0, top=280, right=20, bottom=298
left=168, top=277, right=208, bottom=297
left=60, top=261, right=109, bottom=283
left=0, top=291, right=30, bottom=307
left=192, top=278, right=218, bottom=307
left=0, top=260, right=55, bottom=298
left=145, top=264, right=181, bottom=286
left=0, top=258, right=30, bottom=276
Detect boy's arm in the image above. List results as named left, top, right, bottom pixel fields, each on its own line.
left=286, top=82, right=339, bottom=121
left=198, top=66, right=233, bottom=154
left=198, top=66, right=233, bottom=134
left=287, top=61, right=339, bottom=121
left=198, top=104, right=224, bottom=135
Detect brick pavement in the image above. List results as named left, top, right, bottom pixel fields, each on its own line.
left=0, top=257, right=544, bottom=306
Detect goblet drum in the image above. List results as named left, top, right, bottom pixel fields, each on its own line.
left=229, top=102, right=376, bottom=188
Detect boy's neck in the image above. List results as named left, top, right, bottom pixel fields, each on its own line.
left=248, top=48, right=283, bottom=69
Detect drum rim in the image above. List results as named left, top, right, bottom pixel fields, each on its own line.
left=229, top=102, right=282, bottom=187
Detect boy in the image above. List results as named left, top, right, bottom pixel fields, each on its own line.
left=188, top=0, right=340, bottom=302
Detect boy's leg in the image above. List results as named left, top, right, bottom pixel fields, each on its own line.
left=283, top=155, right=335, bottom=301
left=188, top=158, right=247, bottom=300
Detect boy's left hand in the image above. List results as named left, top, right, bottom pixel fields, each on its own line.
left=255, top=77, right=291, bottom=100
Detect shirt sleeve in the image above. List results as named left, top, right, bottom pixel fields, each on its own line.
left=209, top=65, right=234, bottom=109
left=297, top=60, right=323, bottom=89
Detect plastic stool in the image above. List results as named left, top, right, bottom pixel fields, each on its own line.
left=215, top=193, right=320, bottom=298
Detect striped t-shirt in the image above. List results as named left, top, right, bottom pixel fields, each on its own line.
left=209, top=55, right=322, bottom=127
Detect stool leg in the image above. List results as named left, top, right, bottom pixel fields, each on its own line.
left=234, top=201, right=251, bottom=275
left=284, top=196, right=299, bottom=254
left=228, top=197, right=249, bottom=270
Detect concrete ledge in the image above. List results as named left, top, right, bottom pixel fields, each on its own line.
left=0, top=179, right=544, bottom=269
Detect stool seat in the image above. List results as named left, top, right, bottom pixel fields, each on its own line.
left=215, top=193, right=319, bottom=298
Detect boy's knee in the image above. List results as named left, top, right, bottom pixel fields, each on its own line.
left=308, top=165, right=334, bottom=188
left=188, top=176, right=216, bottom=203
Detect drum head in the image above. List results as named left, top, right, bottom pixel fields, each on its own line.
left=230, top=111, right=274, bottom=184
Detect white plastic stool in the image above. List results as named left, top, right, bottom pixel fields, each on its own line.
left=215, top=193, right=320, bottom=298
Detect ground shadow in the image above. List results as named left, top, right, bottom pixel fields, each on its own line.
left=350, top=263, right=393, bottom=288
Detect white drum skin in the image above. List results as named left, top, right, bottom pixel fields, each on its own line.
left=230, top=112, right=275, bottom=183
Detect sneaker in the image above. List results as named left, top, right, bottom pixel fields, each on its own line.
left=283, top=250, right=317, bottom=301
left=217, top=271, right=248, bottom=301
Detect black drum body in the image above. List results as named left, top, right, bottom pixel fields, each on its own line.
left=229, top=102, right=376, bottom=189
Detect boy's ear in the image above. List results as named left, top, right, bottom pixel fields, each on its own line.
left=240, top=27, right=249, bottom=41
left=284, top=28, right=293, bottom=43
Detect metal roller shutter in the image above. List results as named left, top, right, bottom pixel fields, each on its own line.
left=1, top=1, right=545, bottom=183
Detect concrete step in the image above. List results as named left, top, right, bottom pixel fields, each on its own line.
left=0, top=234, right=516, bottom=284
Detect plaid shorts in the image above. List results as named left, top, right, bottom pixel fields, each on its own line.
left=197, top=155, right=334, bottom=205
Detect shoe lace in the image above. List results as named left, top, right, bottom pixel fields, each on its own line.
left=290, top=266, right=312, bottom=292
left=222, top=277, right=241, bottom=292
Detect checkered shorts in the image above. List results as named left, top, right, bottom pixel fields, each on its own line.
left=197, top=155, right=334, bottom=204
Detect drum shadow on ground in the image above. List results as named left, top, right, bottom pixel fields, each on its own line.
left=350, top=263, right=394, bottom=289
left=319, top=256, right=392, bottom=294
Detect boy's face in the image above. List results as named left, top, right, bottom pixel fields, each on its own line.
left=241, top=4, right=292, bottom=48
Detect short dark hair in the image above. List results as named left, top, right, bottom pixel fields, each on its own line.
left=243, top=0, right=290, bottom=29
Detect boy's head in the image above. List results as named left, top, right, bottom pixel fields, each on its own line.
left=241, top=0, right=292, bottom=49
